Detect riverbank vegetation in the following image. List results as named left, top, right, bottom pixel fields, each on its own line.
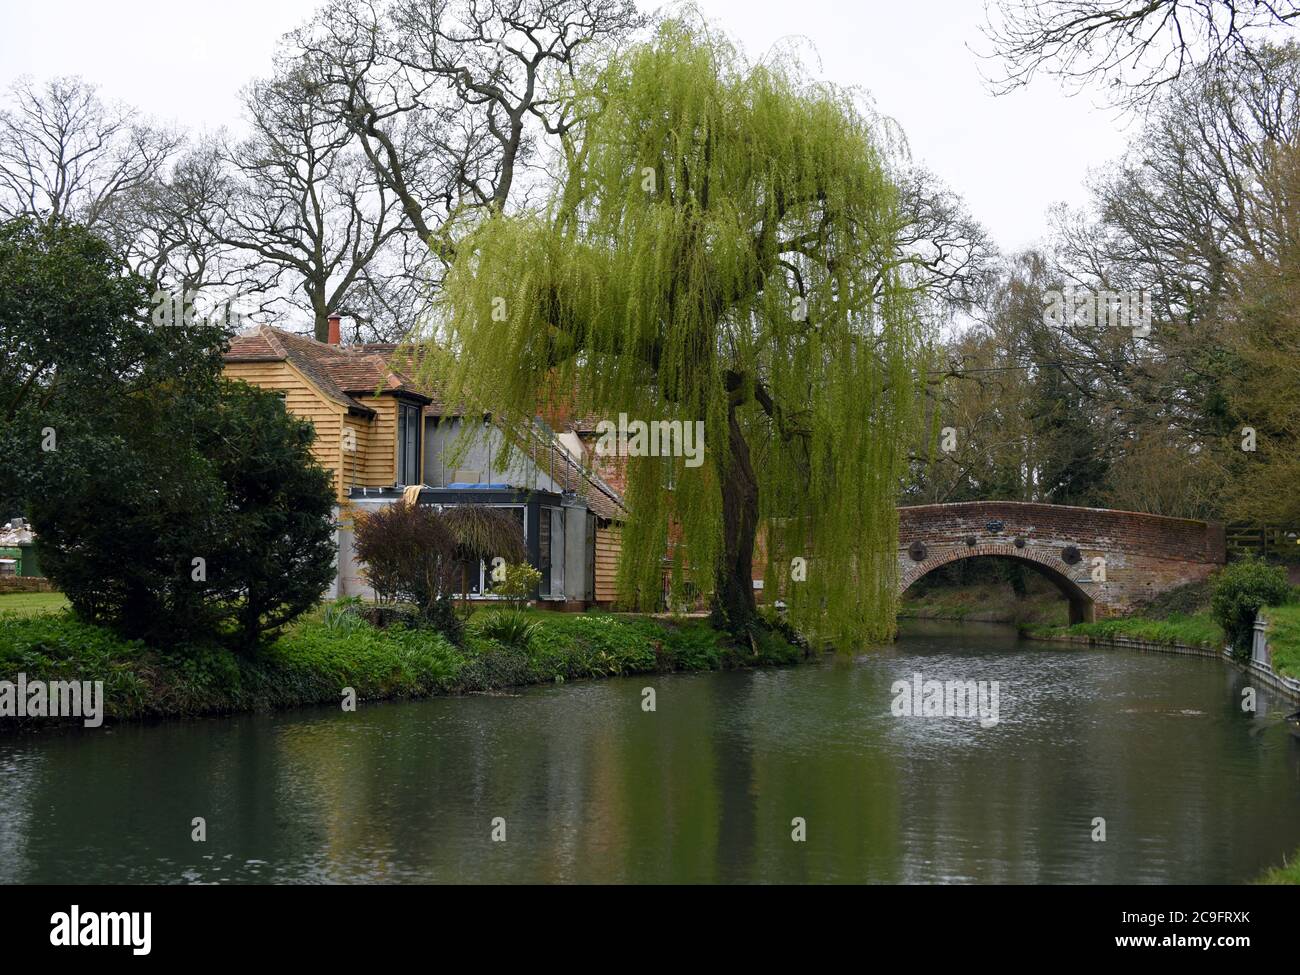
left=1259, top=850, right=1300, bottom=884
left=0, top=602, right=806, bottom=727
left=1022, top=614, right=1224, bottom=649
left=1019, top=568, right=1300, bottom=680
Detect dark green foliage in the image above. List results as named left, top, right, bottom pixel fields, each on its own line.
left=1143, top=579, right=1214, bottom=620
left=0, top=216, right=223, bottom=515
left=31, top=419, right=228, bottom=641
left=0, top=604, right=810, bottom=724
left=472, top=608, right=541, bottom=648
left=453, top=641, right=535, bottom=692
left=1211, top=557, right=1293, bottom=656
left=2, top=216, right=336, bottom=649
left=29, top=381, right=338, bottom=650
left=662, top=622, right=725, bottom=670
left=197, top=381, right=338, bottom=648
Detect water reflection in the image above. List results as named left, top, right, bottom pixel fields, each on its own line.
left=1, top=621, right=1298, bottom=883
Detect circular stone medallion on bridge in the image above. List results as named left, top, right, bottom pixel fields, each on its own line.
left=1061, top=545, right=1082, bottom=565
left=908, top=540, right=927, bottom=561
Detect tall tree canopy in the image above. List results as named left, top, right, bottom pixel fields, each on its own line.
left=424, top=22, right=925, bottom=645
left=984, top=0, right=1300, bottom=107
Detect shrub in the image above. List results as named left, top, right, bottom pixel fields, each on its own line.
left=354, top=502, right=457, bottom=609
left=197, top=381, right=338, bottom=649
left=29, top=380, right=337, bottom=652
left=1143, top=579, right=1214, bottom=619
left=473, top=608, right=542, bottom=649
left=354, top=503, right=527, bottom=643
left=1211, top=557, right=1293, bottom=657
left=751, top=624, right=804, bottom=665
left=664, top=622, right=725, bottom=670
left=456, top=639, right=535, bottom=691
left=322, top=597, right=369, bottom=634
left=492, top=562, right=542, bottom=608
left=3, top=218, right=335, bottom=651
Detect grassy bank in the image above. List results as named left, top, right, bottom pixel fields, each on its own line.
left=1263, top=604, right=1300, bottom=679
left=1022, top=612, right=1224, bottom=649
left=0, top=603, right=806, bottom=727
left=1258, top=851, right=1300, bottom=884
left=0, top=592, right=69, bottom=616
left=1022, top=602, right=1300, bottom=680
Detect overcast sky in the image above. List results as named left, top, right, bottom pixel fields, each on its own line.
left=0, top=0, right=1135, bottom=252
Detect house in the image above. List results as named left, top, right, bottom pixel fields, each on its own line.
left=222, top=318, right=626, bottom=608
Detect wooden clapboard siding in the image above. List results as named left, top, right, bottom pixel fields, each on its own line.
left=595, top=524, right=622, bottom=604
left=224, top=360, right=345, bottom=497
left=358, top=395, right=398, bottom=486
left=340, top=414, right=370, bottom=495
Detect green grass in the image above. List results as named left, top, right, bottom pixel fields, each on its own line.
left=0, top=602, right=807, bottom=726
left=1025, top=612, right=1224, bottom=648
left=1257, top=848, right=1300, bottom=884
left=0, top=592, right=68, bottom=616
left=1262, top=603, right=1300, bottom=679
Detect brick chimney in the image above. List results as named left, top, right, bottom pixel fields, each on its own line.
left=327, top=314, right=342, bottom=345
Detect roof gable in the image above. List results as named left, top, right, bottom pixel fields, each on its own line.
left=225, top=325, right=431, bottom=414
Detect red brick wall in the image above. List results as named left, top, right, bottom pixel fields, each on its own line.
left=897, top=501, right=1226, bottom=617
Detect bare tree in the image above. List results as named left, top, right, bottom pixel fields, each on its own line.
left=288, top=0, right=643, bottom=260
left=983, top=0, right=1300, bottom=106
left=103, top=142, right=260, bottom=302
left=0, top=76, right=179, bottom=229
left=894, top=167, right=997, bottom=316
left=203, top=65, right=413, bottom=341
left=1046, top=42, right=1300, bottom=437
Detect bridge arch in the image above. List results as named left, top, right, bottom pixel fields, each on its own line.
left=896, top=501, right=1226, bottom=621
left=898, top=542, right=1096, bottom=624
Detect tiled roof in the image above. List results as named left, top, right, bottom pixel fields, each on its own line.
left=225, top=325, right=430, bottom=415
left=224, top=326, right=626, bottom=521
left=357, top=342, right=459, bottom=415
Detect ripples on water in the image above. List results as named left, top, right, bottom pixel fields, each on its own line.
left=2, top=620, right=1298, bottom=883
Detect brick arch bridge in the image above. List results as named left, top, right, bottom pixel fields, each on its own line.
left=897, top=502, right=1226, bottom=623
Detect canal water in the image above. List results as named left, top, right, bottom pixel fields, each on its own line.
left=2, top=621, right=1299, bottom=883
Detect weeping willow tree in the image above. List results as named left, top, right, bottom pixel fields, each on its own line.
left=419, top=20, right=924, bottom=645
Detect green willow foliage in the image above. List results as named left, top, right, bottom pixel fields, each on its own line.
left=422, top=21, right=924, bottom=646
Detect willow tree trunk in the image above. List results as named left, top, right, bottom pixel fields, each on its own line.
left=714, top=405, right=760, bottom=635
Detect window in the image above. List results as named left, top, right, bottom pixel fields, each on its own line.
left=539, top=506, right=564, bottom=598
left=398, top=403, right=421, bottom=486
left=444, top=505, right=526, bottom=597
left=585, top=511, right=597, bottom=601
